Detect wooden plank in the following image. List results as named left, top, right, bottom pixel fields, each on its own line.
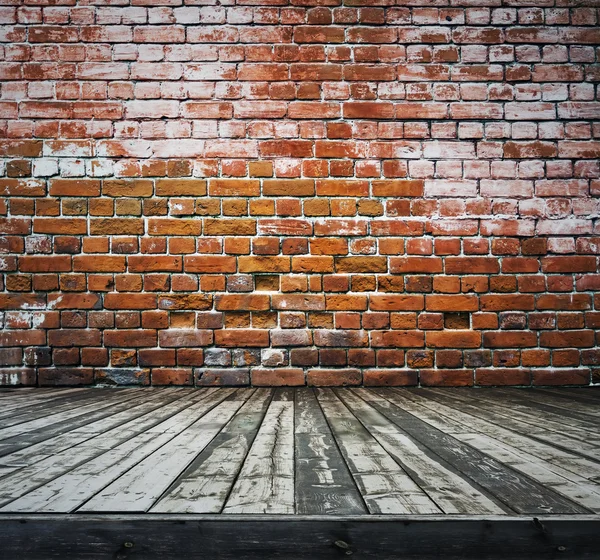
left=152, top=389, right=273, bottom=514
left=315, top=389, right=440, bottom=515
left=495, top=389, right=600, bottom=422
left=454, top=432, right=600, bottom=513
left=0, top=389, right=93, bottom=417
left=395, top=388, right=600, bottom=482
left=0, top=389, right=188, bottom=460
left=223, top=388, right=296, bottom=514
left=0, top=391, right=99, bottom=420
left=0, top=390, right=151, bottom=442
left=1, top=390, right=240, bottom=513
left=0, top=389, right=221, bottom=507
left=0, top=389, right=114, bottom=424
left=337, top=389, right=506, bottom=515
left=427, top=388, right=600, bottom=461
left=79, top=389, right=248, bottom=513
left=367, top=389, right=588, bottom=515
left=294, top=388, right=367, bottom=515
left=1, top=514, right=599, bottom=560
left=558, top=388, right=600, bottom=399
left=0, top=466, right=17, bottom=478
left=0, top=388, right=86, bottom=402
left=522, top=388, right=600, bottom=406
left=453, top=389, right=600, bottom=434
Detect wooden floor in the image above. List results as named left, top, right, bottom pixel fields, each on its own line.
left=0, top=386, right=599, bottom=516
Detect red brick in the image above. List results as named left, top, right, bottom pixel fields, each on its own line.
left=371, top=331, right=425, bottom=348
left=209, top=179, right=260, bottom=197
left=445, top=258, right=500, bottom=274
left=363, top=369, right=418, bottom=386
left=104, top=330, right=157, bottom=348
left=532, top=369, right=590, bottom=386
left=39, top=368, right=94, bottom=386
left=184, top=256, right=236, bottom=273
left=372, top=180, right=424, bottom=197
left=251, top=369, right=305, bottom=386
left=426, top=295, right=479, bottom=312
left=370, top=295, right=424, bottom=311
left=215, top=330, right=270, bottom=347
left=476, top=368, right=532, bottom=386
left=483, top=332, right=537, bottom=348
left=155, top=179, right=206, bottom=196
left=480, top=295, right=535, bottom=311
left=49, top=179, right=100, bottom=197
left=390, top=258, right=443, bottom=274
left=307, top=369, right=362, bottom=387
left=542, top=257, right=597, bottom=273
left=20, top=256, right=71, bottom=273
left=294, top=26, right=345, bottom=44
left=540, top=331, right=595, bottom=348
left=49, top=329, right=102, bottom=347
left=420, top=369, right=473, bottom=387
left=215, top=295, right=270, bottom=311
left=427, top=331, right=481, bottom=348
left=159, top=295, right=213, bottom=311
left=0, top=330, right=46, bottom=347
left=73, top=256, right=126, bottom=272
left=104, top=294, right=157, bottom=310
left=159, top=330, right=213, bottom=347
left=152, top=368, right=194, bottom=386
left=128, top=256, right=182, bottom=273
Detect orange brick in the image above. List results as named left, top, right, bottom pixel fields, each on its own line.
left=208, top=179, right=260, bottom=197
left=49, top=179, right=101, bottom=197
left=155, top=179, right=207, bottom=196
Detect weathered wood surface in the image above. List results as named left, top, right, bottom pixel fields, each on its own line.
left=1, top=515, right=600, bottom=560
left=0, top=388, right=599, bottom=517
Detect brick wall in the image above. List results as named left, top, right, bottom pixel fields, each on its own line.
left=1, top=1, right=600, bottom=388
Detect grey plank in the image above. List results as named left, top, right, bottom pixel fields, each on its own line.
left=0, top=389, right=186, bottom=459
left=428, top=388, right=600, bottom=460
left=2, top=390, right=240, bottom=513
left=0, top=389, right=93, bottom=416
left=0, top=389, right=218, bottom=506
left=1, top=514, right=600, bottom=560
left=454, top=432, right=600, bottom=513
left=531, top=388, right=600, bottom=405
left=492, top=389, right=600, bottom=425
left=0, top=390, right=152, bottom=443
left=79, top=389, right=246, bottom=513
left=0, top=389, right=110, bottom=423
left=223, top=389, right=295, bottom=514
left=461, top=388, right=599, bottom=431
left=395, top=388, right=600, bottom=482
left=294, top=388, right=367, bottom=515
left=338, top=389, right=506, bottom=515
left=367, top=389, right=589, bottom=515
left=152, top=389, right=273, bottom=514
left=315, top=389, right=440, bottom=515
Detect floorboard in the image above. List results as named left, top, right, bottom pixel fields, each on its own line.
left=0, top=387, right=598, bottom=523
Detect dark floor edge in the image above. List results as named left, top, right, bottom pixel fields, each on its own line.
left=1, top=515, right=600, bottom=560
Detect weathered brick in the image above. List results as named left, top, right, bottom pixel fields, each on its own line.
left=209, top=179, right=260, bottom=197
left=104, top=330, right=157, bottom=348
left=215, top=330, right=270, bottom=347
left=307, top=369, right=362, bottom=387
left=73, top=256, right=126, bottom=272
left=159, top=330, right=213, bottom=348
left=184, top=256, right=236, bottom=273
left=251, top=368, right=305, bottom=386
left=155, top=179, right=206, bottom=196
left=2, top=7, right=597, bottom=388
left=49, top=179, right=101, bottom=197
